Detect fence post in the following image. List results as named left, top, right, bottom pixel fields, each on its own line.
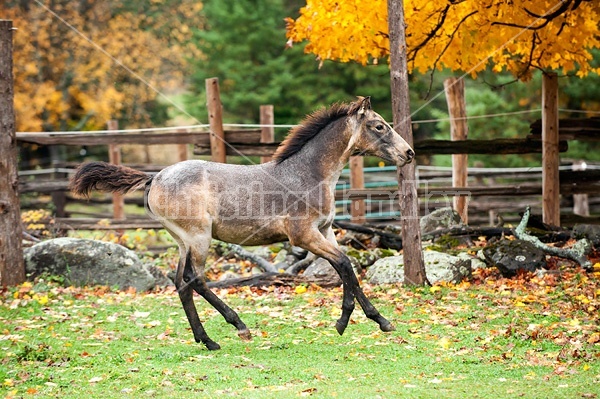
left=349, top=156, right=366, bottom=223
left=542, top=72, right=560, bottom=226
left=205, top=78, right=226, bottom=163
left=444, top=77, right=468, bottom=224
left=177, top=128, right=188, bottom=162
left=260, top=105, right=274, bottom=163
left=0, top=20, right=25, bottom=286
left=572, top=160, right=589, bottom=217
left=107, top=120, right=125, bottom=220
left=50, top=160, right=67, bottom=217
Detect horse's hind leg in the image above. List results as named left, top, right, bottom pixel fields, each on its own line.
left=183, top=248, right=251, bottom=341
left=174, top=251, right=221, bottom=350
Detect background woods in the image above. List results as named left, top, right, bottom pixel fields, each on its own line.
left=3, top=0, right=202, bottom=132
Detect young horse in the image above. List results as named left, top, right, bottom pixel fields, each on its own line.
left=70, top=96, right=414, bottom=350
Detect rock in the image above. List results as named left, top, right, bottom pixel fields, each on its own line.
left=344, top=247, right=378, bottom=267
left=222, top=263, right=242, bottom=273
left=144, top=264, right=174, bottom=288
left=24, top=238, right=158, bottom=291
left=248, top=246, right=273, bottom=260
left=219, top=271, right=241, bottom=281
left=303, top=258, right=341, bottom=286
left=289, top=246, right=308, bottom=259
left=573, top=224, right=600, bottom=247
left=272, top=249, right=289, bottom=264
left=420, top=207, right=462, bottom=233
left=366, top=250, right=472, bottom=285
left=303, top=257, right=361, bottom=287
left=481, top=239, right=546, bottom=277
left=457, top=252, right=487, bottom=270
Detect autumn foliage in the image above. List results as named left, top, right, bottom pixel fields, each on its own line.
left=2, top=1, right=202, bottom=132
left=286, top=0, right=600, bottom=80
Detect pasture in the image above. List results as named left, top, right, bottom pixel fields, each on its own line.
left=2, top=267, right=599, bottom=399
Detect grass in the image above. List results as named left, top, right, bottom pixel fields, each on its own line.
left=1, top=269, right=599, bottom=399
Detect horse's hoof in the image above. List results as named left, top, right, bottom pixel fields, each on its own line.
left=335, top=321, right=348, bottom=336
left=238, top=329, right=252, bottom=341
left=380, top=322, right=396, bottom=332
left=205, top=341, right=221, bottom=351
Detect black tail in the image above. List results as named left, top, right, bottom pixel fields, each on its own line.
left=69, top=161, right=151, bottom=198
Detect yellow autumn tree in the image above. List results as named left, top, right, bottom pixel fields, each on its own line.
left=3, top=0, right=202, bottom=132
left=286, top=0, right=600, bottom=79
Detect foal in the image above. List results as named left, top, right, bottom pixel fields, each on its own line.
left=70, top=96, right=414, bottom=350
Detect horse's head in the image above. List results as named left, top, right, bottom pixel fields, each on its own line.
left=348, top=96, right=414, bottom=166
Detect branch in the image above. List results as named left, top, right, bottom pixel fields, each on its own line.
left=523, top=0, right=573, bottom=21
left=217, top=242, right=278, bottom=273
left=515, top=207, right=592, bottom=270
left=493, top=0, right=574, bottom=31
left=206, top=272, right=338, bottom=289
left=408, top=5, right=450, bottom=61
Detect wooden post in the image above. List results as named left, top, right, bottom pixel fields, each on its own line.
left=260, top=105, right=274, bottom=163
left=542, top=72, right=560, bottom=226
left=387, top=0, right=426, bottom=285
left=51, top=159, right=67, bottom=218
left=573, top=160, right=589, bottom=217
left=107, top=120, right=125, bottom=220
left=205, top=78, right=227, bottom=163
left=0, top=20, right=25, bottom=286
left=444, top=77, right=469, bottom=224
left=349, top=156, right=366, bottom=223
left=177, top=128, right=188, bottom=162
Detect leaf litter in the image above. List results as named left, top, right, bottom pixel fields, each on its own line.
left=0, top=265, right=599, bottom=398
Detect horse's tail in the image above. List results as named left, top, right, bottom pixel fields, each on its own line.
left=69, top=161, right=152, bottom=198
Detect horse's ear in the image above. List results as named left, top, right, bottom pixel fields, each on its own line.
left=357, top=96, right=372, bottom=116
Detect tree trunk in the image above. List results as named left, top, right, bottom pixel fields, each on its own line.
left=387, top=0, right=427, bottom=286
left=0, top=20, right=25, bottom=286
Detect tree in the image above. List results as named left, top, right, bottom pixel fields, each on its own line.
left=186, top=0, right=417, bottom=131
left=2, top=0, right=202, bottom=132
left=286, top=0, right=600, bottom=80
left=387, top=0, right=427, bottom=285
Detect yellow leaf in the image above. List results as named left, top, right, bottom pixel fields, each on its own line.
left=295, top=285, right=308, bottom=294
left=437, top=337, right=451, bottom=350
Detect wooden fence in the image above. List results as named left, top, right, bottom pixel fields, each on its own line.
left=15, top=78, right=600, bottom=230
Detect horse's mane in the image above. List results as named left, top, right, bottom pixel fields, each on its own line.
left=273, top=100, right=363, bottom=164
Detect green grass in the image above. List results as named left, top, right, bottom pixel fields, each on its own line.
left=1, top=273, right=599, bottom=399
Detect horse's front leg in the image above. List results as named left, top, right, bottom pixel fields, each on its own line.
left=293, top=227, right=393, bottom=335
left=322, top=227, right=394, bottom=333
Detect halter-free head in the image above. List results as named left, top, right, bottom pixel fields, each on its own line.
left=348, top=96, right=414, bottom=166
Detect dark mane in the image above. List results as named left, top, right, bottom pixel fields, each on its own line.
left=273, top=101, right=361, bottom=164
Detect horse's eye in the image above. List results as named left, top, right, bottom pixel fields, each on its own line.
left=375, top=124, right=384, bottom=131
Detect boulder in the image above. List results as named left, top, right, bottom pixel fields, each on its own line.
left=420, top=207, right=463, bottom=233
left=303, top=257, right=362, bottom=287
left=344, top=246, right=378, bottom=268
left=573, top=224, right=600, bottom=247
left=366, top=250, right=472, bottom=285
left=303, top=258, right=341, bottom=286
left=481, top=239, right=546, bottom=277
left=24, top=238, right=159, bottom=291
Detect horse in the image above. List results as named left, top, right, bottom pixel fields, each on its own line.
left=70, top=96, right=414, bottom=350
